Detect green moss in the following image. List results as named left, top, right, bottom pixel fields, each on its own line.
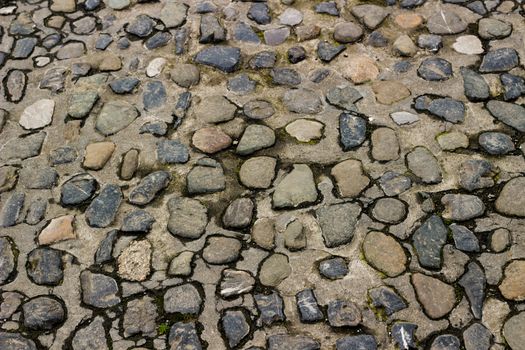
left=158, top=322, right=170, bottom=335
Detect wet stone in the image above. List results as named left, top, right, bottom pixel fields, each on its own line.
left=296, top=289, right=323, bottom=323
left=27, top=248, right=63, bottom=286
left=129, top=171, right=170, bottom=205
left=22, top=297, right=65, bottom=331
left=85, top=184, right=122, bottom=227
left=412, top=215, right=448, bottom=269
left=319, top=257, right=348, bottom=279
left=369, top=286, right=407, bottom=316
left=80, top=271, right=120, bottom=308
left=255, top=292, right=285, bottom=326
left=327, top=300, right=361, bottom=327
left=317, top=202, right=361, bottom=248
left=450, top=224, right=479, bottom=252
left=478, top=132, right=515, bottom=155
left=121, top=210, right=155, bottom=234
left=164, top=284, right=202, bottom=314
left=221, top=310, right=250, bottom=348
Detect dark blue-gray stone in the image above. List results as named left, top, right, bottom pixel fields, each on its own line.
left=85, top=184, right=122, bottom=228
left=0, top=237, right=16, bottom=285
left=288, top=46, right=306, bottom=64
left=49, top=146, right=78, bottom=165
left=458, top=262, right=485, bottom=319
left=417, top=34, right=442, bottom=52
left=319, top=257, right=348, bottom=279
left=310, top=68, right=331, bottom=83
left=121, top=210, right=155, bottom=234
left=486, top=100, right=525, bottom=132
left=95, top=34, right=113, bottom=50
left=80, top=271, right=120, bottom=308
left=27, top=248, right=63, bottom=286
left=157, top=140, right=189, bottom=164
left=368, top=31, right=388, bottom=47
left=12, top=37, right=37, bottom=59
left=478, top=132, right=514, bottom=155
left=227, top=74, right=256, bottom=94
left=248, top=3, right=271, bottom=25
left=249, top=50, right=276, bottom=69
left=0, top=132, right=46, bottom=162
left=431, top=334, right=460, bottom=350
left=140, top=121, right=168, bottom=136
left=369, top=286, right=407, bottom=315
left=254, top=292, right=285, bottom=326
left=125, top=14, right=155, bottom=37
left=401, top=0, right=426, bottom=7
left=392, top=322, right=417, bottom=349
left=196, top=1, right=216, bottom=13
left=317, top=40, right=346, bottom=62
left=412, top=215, right=448, bottom=269
left=450, top=224, right=479, bottom=252
left=315, top=2, right=340, bottom=16
left=234, top=22, right=260, bottom=43
left=327, top=86, right=362, bottom=111
left=25, top=198, right=47, bottom=225
left=173, top=91, right=192, bottom=120
left=199, top=14, right=225, bottom=43
left=0, top=192, right=25, bottom=227
left=128, top=171, right=171, bottom=205
left=336, top=335, right=377, bottom=350
left=168, top=322, right=202, bottom=350
left=143, top=81, right=167, bottom=111
left=0, top=332, right=37, bottom=350
left=145, top=32, right=172, bottom=50
left=194, top=45, right=241, bottom=73
left=22, top=297, right=65, bottom=331
left=461, top=67, right=489, bottom=101
left=85, top=0, right=101, bottom=10
left=379, top=171, right=412, bottom=196
left=117, top=37, right=130, bottom=49
left=43, top=33, right=62, bottom=49
left=393, top=61, right=412, bottom=73
left=271, top=67, right=301, bottom=86
left=479, top=48, right=519, bottom=73
left=501, top=73, right=525, bottom=101
left=427, top=97, right=465, bottom=123
left=418, top=58, right=452, bottom=81
left=463, top=323, right=491, bottom=350
left=95, top=230, right=118, bottom=264
left=296, top=289, right=323, bottom=323
left=174, top=28, right=188, bottom=55
left=268, top=335, right=320, bottom=350
left=339, top=113, right=367, bottom=150
left=110, top=77, right=140, bottom=94
left=221, top=310, right=250, bottom=348
left=61, top=174, right=97, bottom=206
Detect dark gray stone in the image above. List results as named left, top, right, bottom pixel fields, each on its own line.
left=194, top=45, right=241, bottom=73
left=317, top=40, right=346, bottom=62
left=85, top=184, right=122, bottom=228
left=228, top=74, right=256, bottom=94
left=143, top=81, right=166, bottom=111
left=95, top=230, right=118, bottom=264
left=61, top=173, right=97, bottom=206
left=288, top=46, right=306, bottom=64
left=271, top=67, right=301, bottom=86
left=233, top=22, right=260, bottom=44
left=157, top=140, right=189, bottom=164
left=187, top=158, right=225, bottom=194
left=199, top=14, right=226, bottom=43
left=267, top=334, right=320, bottom=350
left=248, top=3, right=271, bottom=24
left=461, top=67, right=489, bottom=101
left=0, top=237, right=15, bottom=285
left=369, top=286, right=407, bottom=315
left=430, top=335, right=460, bottom=350
left=12, top=37, right=37, bottom=59
left=71, top=316, right=108, bottom=350
left=450, top=224, right=479, bottom=252
left=459, top=159, right=494, bottom=191
left=486, top=100, right=525, bottom=132
left=0, top=192, right=25, bottom=227
left=339, top=113, right=367, bottom=150
left=458, top=262, right=485, bottom=319
left=501, top=73, right=525, bottom=101
left=174, top=28, right=188, bottom=55
left=50, top=146, right=78, bottom=165
left=336, top=335, right=377, bottom=350
left=25, top=198, right=47, bottom=225
left=249, top=50, right=276, bottom=69
left=22, top=296, right=65, bottom=330
left=168, top=322, right=202, bottom=350
left=109, top=77, right=140, bottom=94
left=392, top=322, right=417, bottom=349
left=126, top=14, right=155, bottom=37
left=27, top=248, right=63, bottom=286
left=140, top=121, right=168, bottom=136
left=254, top=292, right=285, bottom=326
left=80, top=271, right=120, bottom=308
left=427, top=97, right=465, bottom=123
left=412, top=215, right=448, bottom=269
left=296, top=289, right=323, bottom=323
left=379, top=171, right=412, bottom=196
left=221, top=310, right=250, bottom=348
left=463, top=323, right=491, bottom=350
left=0, top=332, right=37, bottom=350
left=128, top=171, right=171, bottom=205
left=145, top=31, right=172, bottom=49
left=417, top=34, right=442, bottom=52
left=479, top=48, right=519, bottom=73
left=315, top=2, right=339, bottom=16
left=327, top=86, right=362, bottom=110
left=418, top=58, right=452, bottom=81
left=327, top=300, right=361, bottom=327
left=121, top=210, right=155, bottom=234
left=478, top=132, right=514, bottom=155
left=319, top=257, right=348, bottom=279
left=368, top=31, right=388, bottom=47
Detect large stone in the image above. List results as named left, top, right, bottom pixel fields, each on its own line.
left=267, top=334, right=320, bottom=350
left=169, top=322, right=202, bottom=350
left=239, top=156, right=276, bottom=189
left=193, top=95, right=236, bottom=123
left=202, top=236, right=241, bottom=264
left=363, top=231, right=407, bottom=277
left=19, top=99, right=54, bottom=130
left=259, top=254, right=291, bottom=287
left=187, top=158, right=225, bottom=194
left=495, top=177, right=525, bottom=217
left=129, top=171, right=170, bottom=205
left=236, top=124, right=275, bottom=155
left=458, top=262, right=485, bottom=319
left=441, top=194, right=485, bottom=221
left=479, top=48, right=519, bottom=73
left=273, top=164, right=317, bottom=209
left=85, top=185, right=122, bottom=228
left=27, top=248, right=63, bottom=285
left=160, top=0, right=188, bottom=28
left=331, top=159, right=369, bottom=198
left=412, top=273, right=456, bottom=319
left=194, top=46, right=241, bottom=73
left=317, top=203, right=361, bottom=248
left=167, top=197, right=208, bottom=239
left=164, top=284, right=202, bottom=314
left=0, top=332, right=37, bottom=350
left=117, top=240, right=152, bottom=281
left=499, top=260, right=525, bottom=301
left=339, top=113, right=367, bottom=149
left=283, top=88, right=323, bottom=114
left=22, top=296, right=65, bottom=331
left=412, top=215, right=448, bottom=269
left=503, top=312, right=525, bottom=350
left=96, top=101, right=138, bottom=136
left=221, top=310, right=250, bottom=348
left=427, top=9, right=467, bottom=34
left=486, top=100, right=525, bottom=132
left=343, top=55, right=379, bottom=84
left=0, top=238, right=15, bottom=285
left=0, top=132, right=46, bottom=162
left=406, top=147, right=442, bottom=184
left=72, top=316, right=108, bottom=350
left=80, top=271, right=120, bottom=308
left=123, top=296, right=157, bottom=338
left=38, top=215, right=76, bottom=245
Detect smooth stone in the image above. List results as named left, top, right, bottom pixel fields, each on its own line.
left=390, top=111, right=419, bottom=125
left=19, top=99, right=54, bottom=130
left=22, top=297, right=65, bottom=331
left=193, top=127, right=232, bottom=154
left=461, top=67, right=489, bottom=101
left=499, top=260, right=525, bottom=300
left=334, top=22, right=363, bottom=43
left=264, top=27, right=290, bottom=46
left=343, top=55, right=379, bottom=84
left=495, top=177, right=525, bottom=217
left=271, top=67, right=301, bottom=86
left=283, top=88, right=323, bottom=114
left=167, top=197, right=208, bottom=239
left=68, top=91, right=98, bottom=118
left=463, top=323, right=491, bottom=350
left=296, top=289, right=323, bottom=323
left=406, top=147, right=442, bottom=184
left=363, top=231, right=407, bottom=276
left=243, top=99, right=274, bottom=120
left=273, top=164, right=318, bottom=209
left=239, top=156, right=276, bottom=189
left=169, top=251, right=194, bottom=277
left=372, top=81, right=411, bottom=104
left=450, top=224, right=479, bottom=252
left=412, top=215, right=448, bottom=269
left=194, top=45, right=241, bottom=73
left=371, top=198, right=406, bottom=223
left=379, top=171, right=411, bottom=196
left=503, top=312, right=525, bottom=350
left=96, top=101, right=138, bottom=136
left=268, top=335, right=320, bottom=350
left=285, top=119, right=324, bottom=142
left=236, top=124, right=275, bottom=155
left=441, top=194, right=485, bottom=221
left=412, top=273, right=456, bottom=318
left=107, top=0, right=130, bottom=10
left=326, top=86, right=362, bottom=110
left=219, top=269, right=255, bottom=298
left=479, top=48, right=519, bottom=73
left=437, top=132, right=469, bottom=150
left=259, top=254, right=291, bottom=287
left=223, top=198, right=254, bottom=229
left=331, top=159, right=369, bottom=198
left=427, top=9, right=467, bottom=34
left=71, top=316, right=108, bottom=350
left=94, top=230, right=117, bottom=265
left=248, top=3, right=271, bottom=25
left=83, top=142, right=115, bottom=170
left=327, top=300, right=361, bottom=327
left=452, top=35, right=483, bottom=55
left=319, top=257, right=348, bottom=280
left=227, top=74, right=256, bottom=94
left=486, top=100, right=525, bottom=132
left=284, top=220, right=306, bottom=251
left=478, top=132, right=515, bottom=155
left=279, top=8, right=303, bottom=26
left=110, top=77, right=139, bottom=94
left=478, top=18, right=512, bottom=39
left=186, top=158, right=225, bottom=194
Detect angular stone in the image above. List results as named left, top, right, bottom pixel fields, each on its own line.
left=450, top=224, right=479, bottom=252
left=83, top=142, right=115, bottom=170
left=406, top=147, right=442, bottom=184
left=0, top=332, right=37, bottom=350
left=193, top=127, right=232, bottom=154
left=38, top=215, right=76, bottom=245
left=317, top=202, right=361, bottom=248
left=369, top=286, right=407, bottom=316
left=495, top=177, right=525, bottom=217
left=458, top=262, right=485, bottom=319
left=331, top=159, right=369, bottom=198
left=273, top=164, right=317, bottom=209
left=264, top=27, right=290, bottom=46
left=61, top=173, right=97, bottom=206
left=164, top=284, right=202, bottom=314
left=121, top=210, right=155, bottom=234
left=283, top=88, right=323, bottom=114
left=418, top=58, right=452, bottom=81
left=19, top=99, right=54, bottom=130
left=339, top=113, right=367, bottom=150
left=85, top=185, right=122, bottom=227
left=441, top=194, right=485, bottom=221
left=118, top=240, right=152, bottom=282
left=71, top=316, right=108, bottom=350
left=95, top=230, right=117, bottom=265
left=317, top=41, right=346, bottom=62
left=96, top=101, right=138, bottom=136
left=486, top=100, right=525, bottom=132
left=372, top=81, right=411, bottom=104
left=286, top=119, right=324, bottom=143
left=221, top=310, right=250, bottom=348
left=463, top=323, right=491, bottom=350
left=296, top=289, right=323, bottom=323
left=27, top=248, right=63, bottom=286
left=220, top=269, right=255, bottom=298
left=427, top=9, right=467, bottom=34
left=452, top=35, right=483, bottom=55
left=22, top=297, right=65, bottom=331
left=412, top=215, right=448, bottom=269
left=319, top=257, right=348, bottom=280
left=194, top=46, right=241, bottom=73
left=0, top=238, right=15, bottom=285
left=80, top=271, right=120, bottom=308
left=255, top=292, right=285, bottom=326
left=259, top=254, right=291, bottom=287
left=223, top=198, right=254, bottom=229
left=412, top=273, right=456, bottom=318
left=123, top=296, right=157, bottom=338
left=267, top=334, right=320, bottom=350
left=68, top=91, right=98, bottom=118
left=157, top=140, right=189, bottom=164
left=168, top=322, right=202, bottom=350
left=160, top=0, right=188, bottom=28
left=480, top=48, right=519, bottom=73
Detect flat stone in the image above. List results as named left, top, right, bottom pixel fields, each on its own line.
left=317, top=41, right=346, bottom=62
left=283, top=88, right=323, bottom=114
left=243, top=99, right=274, bottom=120
left=437, top=132, right=469, bottom=150
left=427, top=9, right=467, bottom=34
left=51, top=0, right=76, bottom=12
left=503, top=312, right=525, bottom=350
left=220, top=269, right=255, bottom=298
left=458, top=262, right=485, bottom=319
left=236, top=124, right=275, bottom=155
left=194, top=95, right=236, bottom=123
left=83, top=142, right=115, bottom=170
left=80, top=271, right=120, bottom=308
left=430, top=335, right=460, bottom=350
left=248, top=3, right=271, bottom=24
left=0, top=238, right=15, bottom=285
left=331, top=159, right=369, bottom=198
left=392, top=322, right=417, bottom=349
left=123, top=296, right=157, bottom=338
left=259, top=253, right=291, bottom=287
left=38, top=215, right=75, bottom=245
left=499, top=260, right=525, bottom=300
left=0, top=332, right=37, bottom=350
left=327, top=300, right=361, bottom=327
left=27, top=248, right=63, bottom=285
left=264, top=27, right=290, bottom=46
left=117, top=240, right=152, bottom=281
left=71, top=316, right=108, bottom=350
left=157, top=139, right=189, bottom=164
left=164, top=284, right=202, bottom=314
left=450, top=224, right=479, bottom=252
left=363, top=231, right=407, bottom=276
left=279, top=8, right=303, bottom=26
left=255, top=292, right=285, bottom=326
left=418, top=58, right=452, bottom=81
left=412, top=215, right=448, bottom=269
left=395, top=13, right=424, bottom=29
left=160, top=0, right=188, bottom=28
left=427, top=97, right=465, bottom=123
left=463, top=323, right=491, bottom=350
left=68, top=91, right=99, bottom=118
left=369, top=286, right=407, bottom=316
left=203, top=236, right=241, bottom=264
left=412, top=273, right=456, bottom=318
left=390, top=111, right=419, bottom=125
left=128, top=171, right=170, bottom=205
left=452, top=35, right=483, bottom=55
left=317, top=202, right=361, bottom=248
left=169, top=251, right=194, bottom=277
left=249, top=50, right=276, bottom=69
left=478, top=18, right=512, bottom=39
left=495, top=177, right=525, bottom=217
left=251, top=218, right=276, bottom=250
left=85, top=185, right=122, bottom=228
left=343, top=55, right=379, bottom=84
left=223, top=198, right=254, bottom=229
left=57, top=41, right=86, bottom=60
left=372, top=198, right=406, bottom=224
left=479, top=48, right=519, bottom=73
left=187, top=158, right=225, bottom=194
left=336, top=335, right=377, bottom=350
left=406, top=147, right=442, bottom=184
left=286, top=119, right=324, bottom=142
left=239, top=156, right=276, bottom=189
left=96, top=101, right=138, bottom=136
left=222, top=310, right=250, bottom=348
left=121, top=210, right=155, bottom=234
left=441, top=194, right=485, bottom=221
left=19, top=99, right=54, bottom=130
left=479, top=132, right=515, bottom=155
left=168, top=322, right=202, bottom=350
left=22, top=296, right=65, bottom=331
left=194, top=45, right=241, bottom=73
left=193, top=127, right=232, bottom=154
left=268, top=334, right=320, bottom=350
left=486, top=100, right=525, bottom=132
left=5, top=70, right=26, bottom=102
left=334, top=22, right=363, bottom=43
left=373, top=81, right=411, bottom=104
left=273, top=164, right=317, bottom=209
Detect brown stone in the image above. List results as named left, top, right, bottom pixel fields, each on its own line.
left=394, top=13, right=424, bottom=29
left=343, top=55, right=379, bottom=84
left=499, top=260, right=525, bottom=301
left=98, top=54, right=122, bottom=71
left=412, top=273, right=456, bottom=319
left=495, top=177, right=525, bottom=217
left=371, top=128, right=399, bottom=161
left=331, top=159, right=369, bottom=198
left=372, top=81, right=411, bottom=104
left=83, top=142, right=115, bottom=170
left=296, top=24, right=321, bottom=41
left=363, top=231, right=407, bottom=277
left=120, top=149, right=139, bottom=180
left=38, top=215, right=76, bottom=245
left=192, top=127, right=232, bottom=154
left=251, top=218, right=276, bottom=250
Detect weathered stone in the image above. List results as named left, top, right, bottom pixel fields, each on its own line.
left=239, top=156, right=276, bottom=189
left=339, top=113, right=367, bottom=150
left=283, top=88, right=323, bottom=114
left=164, top=284, right=202, bottom=314
left=129, top=171, right=170, bottom=205
left=194, top=46, right=241, bottom=73
left=331, top=159, right=369, bottom=198
left=503, top=312, right=525, bottom=350
left=499, top=260, right=525, bottom=301
left=203, top=236, right=241, bottom=264
left=38, top=215, right=76, bottom=245
left=267, top=334, right=320, bottom=350
left=80, top=271, right=120, bottom=308
left=412, top=273, right=456, bottom=318
left=327, top=300, right=361, bottom=327
left=406, top=147, right=442, bottom=184
left=0, top=238, right=15, bottom=285
left=255, top=292, right=285, bottom=326
left=259, top=254, right=291, bottom=287
left=83, top=142, right=115, bottom=170
left=412, top=215, right=448, bottom=269
left=22, top=297, right=65, bottom=331
left=27, top=248, right=63, bottom=285
left=123, top=296, right=157, bottom=338
left=441, top=194, right=485, bottom=221
left=96, top=101, right=138, bottom=136
left=369, top=286, right=407, bottom=316
left=85, top=185, right=122, bottom=227
left=221, top=310, right=250, bottom=348
left=168, top=322, right=202, bottom=350
left=273, top=164, right=317, bottom=209
left=495, top=177, right=525, bottom=217
left=363, top=231, right=407, bottom=276
left=296, top=289, right=323, bottom=323
left=317, top=203, right=361, bottom=248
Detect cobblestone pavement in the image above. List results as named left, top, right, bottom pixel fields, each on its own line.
left=1, top=0, right=525, bottom=349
